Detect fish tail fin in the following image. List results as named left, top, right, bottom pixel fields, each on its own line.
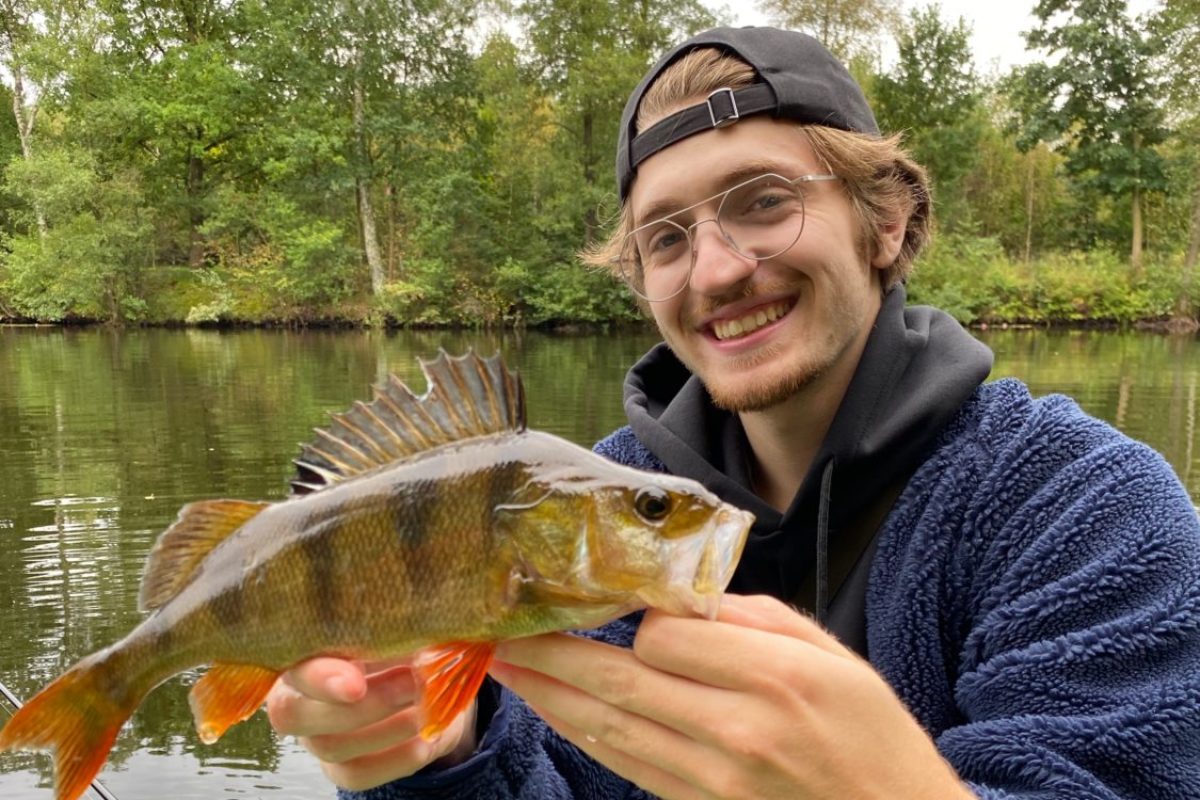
left=0, top=654, right=139, bottom=800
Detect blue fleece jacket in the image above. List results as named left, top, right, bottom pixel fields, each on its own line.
left=341, top=378, right=1200, bottom=799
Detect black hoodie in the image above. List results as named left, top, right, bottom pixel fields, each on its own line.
left=622, top=286, right=993, bottom=654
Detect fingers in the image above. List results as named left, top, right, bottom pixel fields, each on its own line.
left=523, top=699, right=710, bottom=800
left=715, top=594, right=856, bottom=657
left=303, top=706, right=422, bottom=763
left=493, top=634, right=736, bottom=749
left=267, top=659, right=416, bottom=738
left=317, top=710, right=472, bottom=792
left=278, top=657, right=368, bottom=703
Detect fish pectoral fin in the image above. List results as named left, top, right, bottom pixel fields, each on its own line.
left=139, top=499, right=270, bottom=611
left=189, top=662, right=280, bottom=745
left=413, top=642, right=496, bottom=741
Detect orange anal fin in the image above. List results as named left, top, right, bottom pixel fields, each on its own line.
left=188, top=662, right=280, bottom=745
left=0, top=660, right=131, bottom=800
left=414, top=642, right=496, bottom=740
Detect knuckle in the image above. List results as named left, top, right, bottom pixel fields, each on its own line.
left=592, top=705, right=631, bottom=745
left=715, top=719, right=762, bottom=759
left=593, top=660, right=640, bottom=707
left=265, top=687, right=301, bottom=732
left=707, top=765, right=751, bottom=800
left=302, top=732, right=349, bottom=763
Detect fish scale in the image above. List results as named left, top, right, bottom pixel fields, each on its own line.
left=0, top=350, right=754, bottom=800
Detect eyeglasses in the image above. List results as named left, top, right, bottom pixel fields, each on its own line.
left=615, top=172, right=839, bottom=302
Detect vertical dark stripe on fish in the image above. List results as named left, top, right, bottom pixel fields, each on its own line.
left=397, top=480, right=437, bottom=599
left=302, top=531, right=341, bottom=639
left=209, top=584, right=246, bottom=631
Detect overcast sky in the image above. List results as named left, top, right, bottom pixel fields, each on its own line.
left=732, top=0, right=1160, bottom=76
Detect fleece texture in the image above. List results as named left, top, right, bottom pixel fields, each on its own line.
left=340, top=379, right=1200, bottom=800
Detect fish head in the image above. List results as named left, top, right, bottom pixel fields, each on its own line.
left=498, top=451, right=753, bottom=621
left=585, top=470, right=754, bottom=619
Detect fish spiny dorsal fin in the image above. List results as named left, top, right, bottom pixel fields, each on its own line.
left=290, top=350, right=525, bottom=496
left=139, top=499, right=269, bottom=612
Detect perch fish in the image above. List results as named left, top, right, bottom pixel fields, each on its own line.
left=0, top=351, right=754, bottom=800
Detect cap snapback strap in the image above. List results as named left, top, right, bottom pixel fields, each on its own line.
left=629, top=83, right=776, bottom=171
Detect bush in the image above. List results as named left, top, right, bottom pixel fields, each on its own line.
left=908, top=233, right=1177, bottom=325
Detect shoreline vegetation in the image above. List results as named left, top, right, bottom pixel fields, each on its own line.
left=0, top=3, right=1196, bottom=334
left=2, top=237, right=1195, bottom=333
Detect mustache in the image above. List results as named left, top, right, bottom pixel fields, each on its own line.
left=681, top=279, right=801, bottom=327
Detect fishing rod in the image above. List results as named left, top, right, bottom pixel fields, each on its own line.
left=0, top=678, right=121, bottom=800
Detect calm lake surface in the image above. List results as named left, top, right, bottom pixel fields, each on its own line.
left=2, top=324, right=1198, bottom=799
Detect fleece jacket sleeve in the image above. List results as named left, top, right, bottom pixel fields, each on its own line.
left=869, top=381, right=1200, bottom=800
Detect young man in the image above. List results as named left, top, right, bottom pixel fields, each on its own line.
left=267, top=27, right=1200, bottom=799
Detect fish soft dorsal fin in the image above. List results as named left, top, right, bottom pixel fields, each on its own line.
left=290, top=350, right=525, bottom=495
left=138, top=499, right=270, bottom=612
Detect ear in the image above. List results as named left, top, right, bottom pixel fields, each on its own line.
left=870, top=211, right=910, bottom=270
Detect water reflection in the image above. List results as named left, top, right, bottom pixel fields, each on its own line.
left=0, top=324, right=1197, bottom=798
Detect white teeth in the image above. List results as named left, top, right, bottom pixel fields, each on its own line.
left=712, top=302, right=792, bottom=341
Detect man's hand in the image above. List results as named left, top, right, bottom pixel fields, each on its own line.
left=266, top=657, right=476, bottom=792
left=490, top=594, right=973, bottom=800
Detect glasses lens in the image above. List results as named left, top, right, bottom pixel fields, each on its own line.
left=620, top=219, right=692, bottom=301
left=717, top=174, right=806, bottom=261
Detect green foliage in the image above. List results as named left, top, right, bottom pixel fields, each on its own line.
left=759, top=0, right=902, bottom=62
left=0, top=147, right=151, bottom=321
left=874, top=5, right=983, bottom=230
left=909, top=233, right=1178, bottom=324
left=1004, top=0, right=1169, bottom=265
left=0, top=0, right=1192, bottom=327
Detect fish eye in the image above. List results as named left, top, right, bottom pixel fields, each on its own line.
left=634, top=487, right=672, bottom=522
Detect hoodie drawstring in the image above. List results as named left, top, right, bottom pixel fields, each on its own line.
left=815, top=459, right=834, bottom=624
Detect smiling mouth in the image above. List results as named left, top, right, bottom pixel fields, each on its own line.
left=711, top=300, right=794, bottom=341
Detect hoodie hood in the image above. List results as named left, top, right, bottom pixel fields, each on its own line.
left=623, top=285, right=993, bottom=605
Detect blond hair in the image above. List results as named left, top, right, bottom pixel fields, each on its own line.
left=584, top=48, right=931, bottom=290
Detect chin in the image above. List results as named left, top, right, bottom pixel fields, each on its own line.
left=701, top=356, right=822, bottom=413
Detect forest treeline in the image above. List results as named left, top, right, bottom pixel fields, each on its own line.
left=0, top=0, right=1196, bottom=328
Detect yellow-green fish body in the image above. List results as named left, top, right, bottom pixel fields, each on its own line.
left=0, top=352, right=754, bottom=800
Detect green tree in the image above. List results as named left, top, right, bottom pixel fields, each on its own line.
left=1007, top=0, right=1168, bottom=271
left=517, top=0, right=718, bottom=242
left=2, top=146, right=151, bottom=321
left=758, top=0, right=903, bottom=62
left=873, top=4, right=983, bottom=231
left=1148, top=0, right=1200, bottom=314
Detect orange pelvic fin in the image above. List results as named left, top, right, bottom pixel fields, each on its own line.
left=413, top=642, right=496, bottom=740
left=0, top=657, right=134, bottom=800
left=139, top=499, right=270, bottom=612
left=188, top=662, right=280, bottom=744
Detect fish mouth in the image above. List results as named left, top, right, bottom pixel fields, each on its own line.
left=637, top=505, right=753, bottom=619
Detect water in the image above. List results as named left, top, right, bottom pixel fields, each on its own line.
left=1, top=324, right=1198, bottom=799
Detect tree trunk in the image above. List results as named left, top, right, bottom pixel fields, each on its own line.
left=8, top=61, right=45, bottom=237
left=353, top=51, right=385, bottom=296
left=582, top=104, right=598, bottom=243
left=1024, top=155, right=1034, bottom=265
left=1178, top=163, right=1200, bottom=318
left=1130, top=184, right=1143, bottom=275
left=186, top=147, right=206, bottom=267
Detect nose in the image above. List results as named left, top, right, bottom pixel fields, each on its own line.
left=688, top=219, right=758, bottom=295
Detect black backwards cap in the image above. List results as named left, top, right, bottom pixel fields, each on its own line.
left=616, top=26, right=880, bottom=202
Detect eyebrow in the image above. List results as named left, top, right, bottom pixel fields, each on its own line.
left=632, top=159, right=808, bottom=228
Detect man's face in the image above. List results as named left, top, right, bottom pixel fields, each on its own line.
left=627, top=117, right=893, bottom=413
